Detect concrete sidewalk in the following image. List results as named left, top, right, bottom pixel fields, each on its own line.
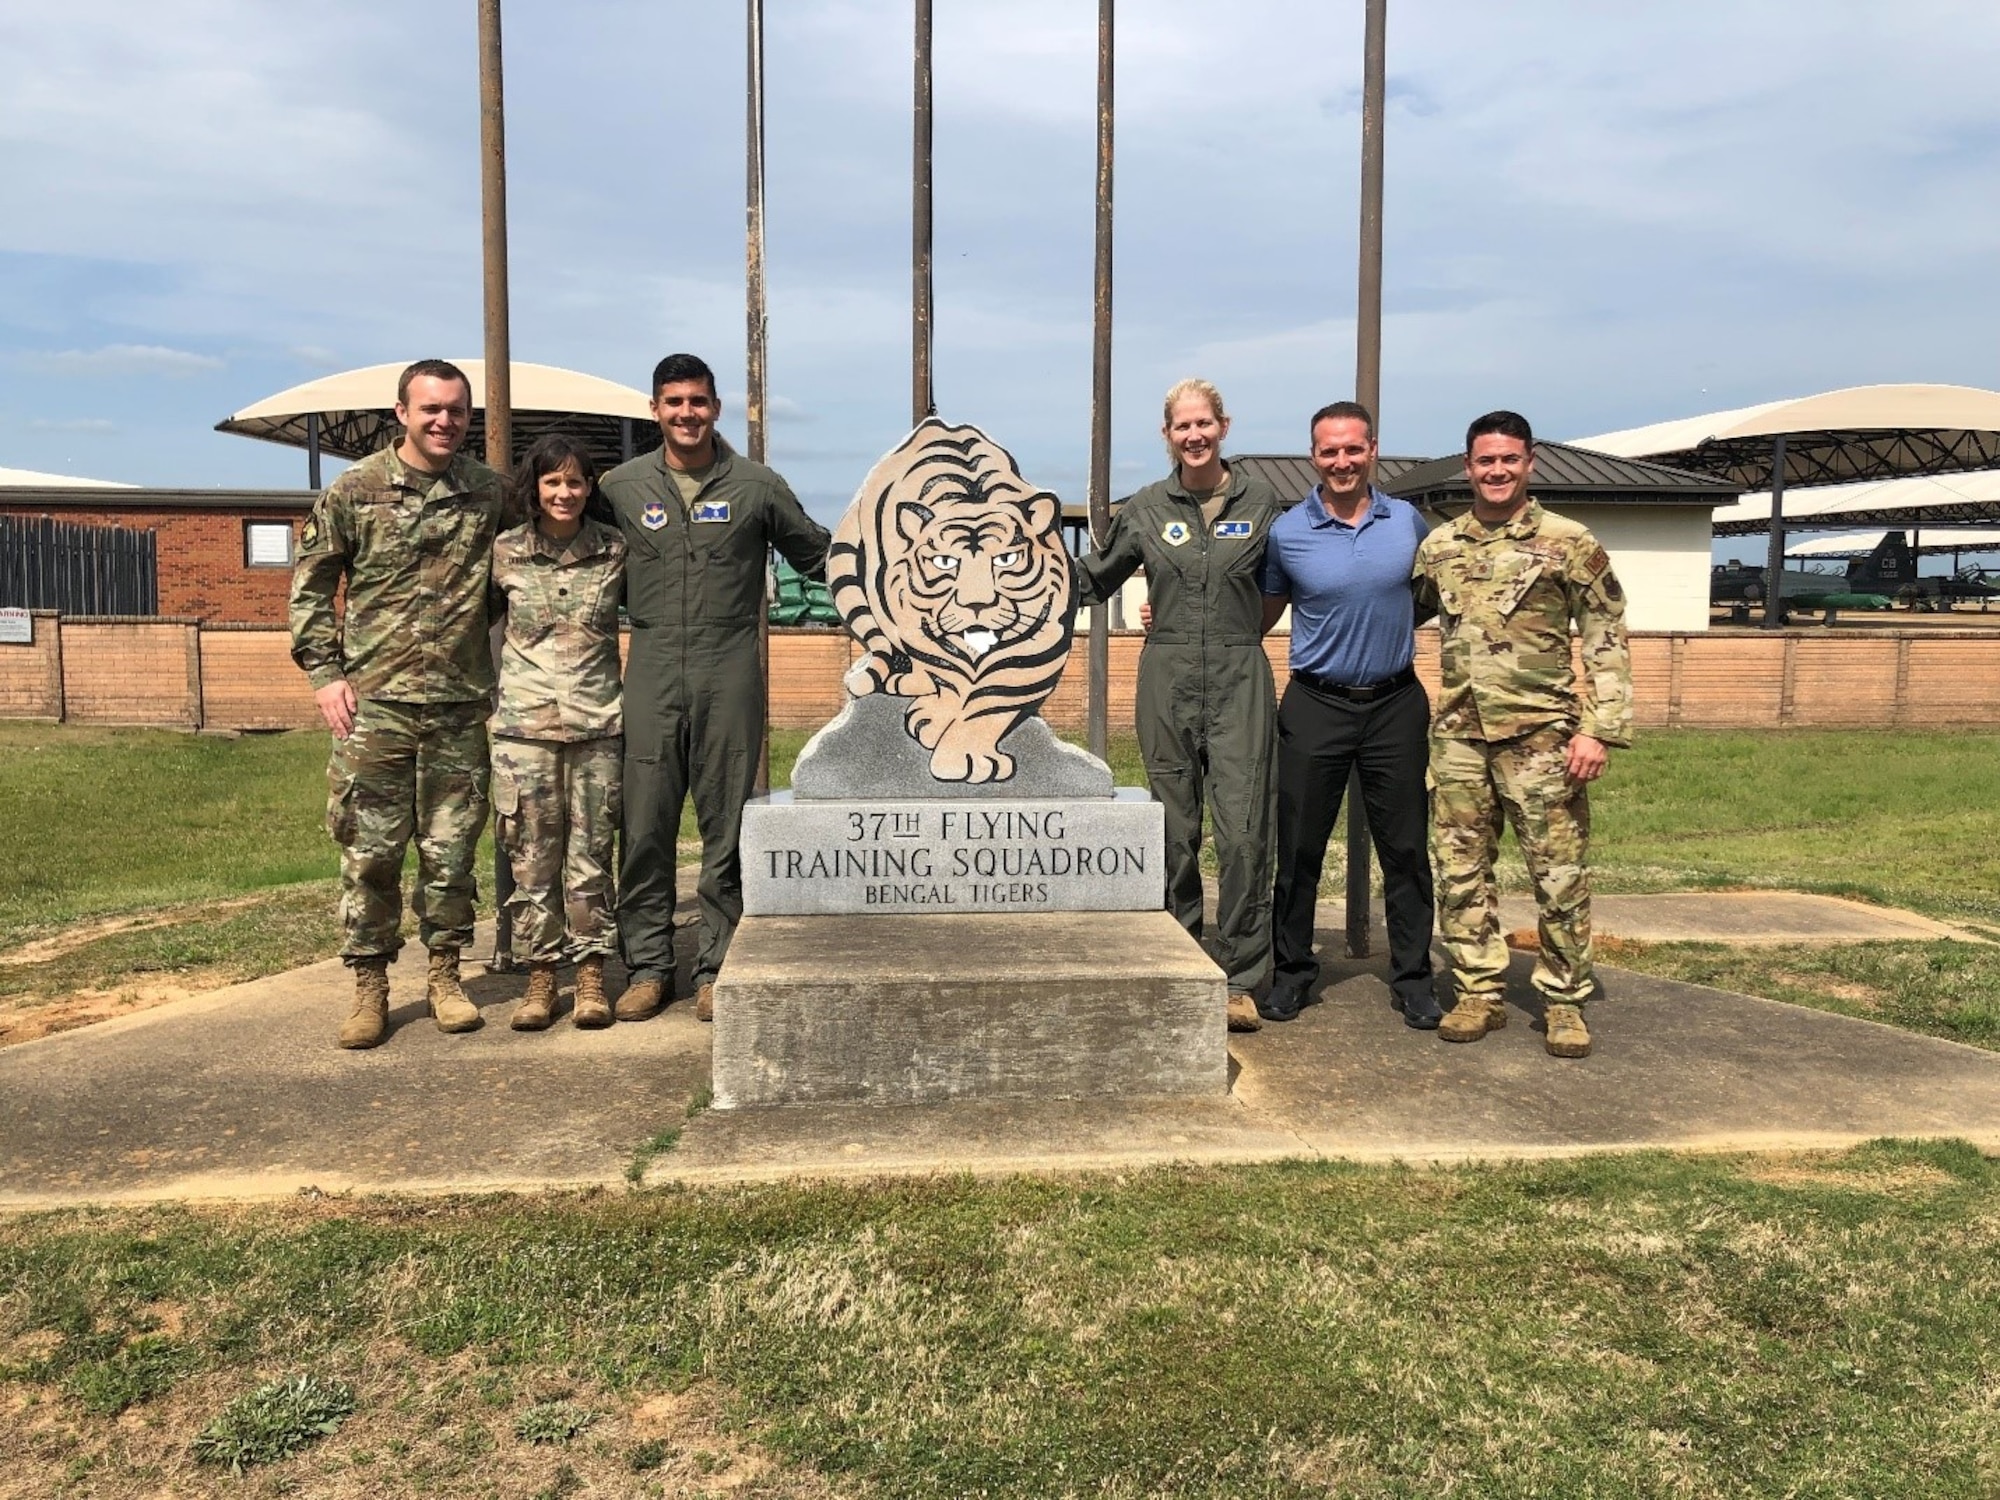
left=3, top=895, right=1997, bottom=1208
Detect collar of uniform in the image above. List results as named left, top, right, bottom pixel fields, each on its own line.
left=1164, top=459, right=1243, bottom=505
left=1454, top=496, right=1542, bottom=543
left=1305, top=484, right=1391, bottom=531
left=654, top=433, right=737, bottom=487
left=522, top=515, right=619, bottom=563
left=383, top=444, right=479, bottom=500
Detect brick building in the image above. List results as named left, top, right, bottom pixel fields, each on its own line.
left=0, top=488, right=311, bottom=624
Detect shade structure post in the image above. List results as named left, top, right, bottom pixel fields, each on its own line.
left=1762, top=433, right=1789, bottom=628
left=305, top=411, right=322, bottom=490
left=1345, top=0, right=1387, bottom=959
left=477, top=0, right=512, bottom=473
left=748, top=0, right=772, bottom=796
left=912, top=0, right=935, bottom=424
left=1086, top=0, right=1114, bottom=760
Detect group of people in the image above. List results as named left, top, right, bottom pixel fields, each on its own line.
left=290, top=354, right=829, bottom=1049
left=1077, top=382, right=1631, bottom=1059
left=292, top=354, right=1630, bottom=1061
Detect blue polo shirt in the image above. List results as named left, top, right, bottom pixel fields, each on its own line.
left=1259, top=486, right=1428, bottom=685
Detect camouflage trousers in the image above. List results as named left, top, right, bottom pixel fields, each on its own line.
left=326, top=698, right=491, bottom=964
left=1430, top=725, right=1595, bottom=1006
left=493, top=735, right=621, bottom=963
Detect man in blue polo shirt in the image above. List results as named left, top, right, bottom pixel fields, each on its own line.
left=1257, top=401, right=1440, bottom=1027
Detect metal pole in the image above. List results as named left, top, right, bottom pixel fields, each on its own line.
left=1087, top=0, right=1114, bottom=760
left=305, top=411, right=322, bottom=490
left=477, top=0, right=512, bottom=472
left=912, top=0, right=935, bottom=423
left=1762, top=433, right=1788, bottom=628
left=748, top=0, right=772, bottom=797
left=1345, top=0, right=1387, bottom=960
left=477, top=0, right=516, bottom=971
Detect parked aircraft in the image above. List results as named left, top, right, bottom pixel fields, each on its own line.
left=1844, top=531, right=2000, bottom=611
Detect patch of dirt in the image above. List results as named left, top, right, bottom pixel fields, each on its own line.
left=1770, top=971, right=1884, bottom=1007
left=0, top=897, right=267, bottom=967
left=1742, top=1160, right=1955, bottom=1193
left=0, top=974, right=225, bottom=1049
left=1505, top=930, right=1655, bottom=962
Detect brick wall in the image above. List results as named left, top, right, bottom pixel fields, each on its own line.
left=59, top=620, right=201, bottom=727
left=198, top=628, right=320, bottom=730
left=0, top=503, right=303, bottom=624
left=0, top=610, right=62, bottom=718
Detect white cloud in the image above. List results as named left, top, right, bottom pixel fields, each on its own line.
left=26, top=344, right=224, bottom=376
left=29, top=416, right=119, bottom=431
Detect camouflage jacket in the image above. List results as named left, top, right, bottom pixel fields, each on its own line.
left=490, top=517, right=626, bottom=742
left=1411, top=499, right=1633, bottom=747
left=289, top=444, right=516, bottom=702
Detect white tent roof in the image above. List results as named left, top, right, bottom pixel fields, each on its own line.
left=1710, top=470, right=2000, bottom=535
left=0, top=465, right=132, bottom=488
left=1788, top=526, right=2000, bottom=560
left=1569, top=383, right=2000, bottom=491
left=216, top=359, right=656, bottom=469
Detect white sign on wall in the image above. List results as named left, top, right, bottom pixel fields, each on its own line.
left=0, top=608, right=32, bottom=645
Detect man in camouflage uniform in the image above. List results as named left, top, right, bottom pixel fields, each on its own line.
left=291, top=359, right=517, bottom=1049
left=1411, top=409, right=1632, bottom=1058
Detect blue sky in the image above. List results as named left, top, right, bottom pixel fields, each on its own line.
left=5, top=1, right=2000, bottom=530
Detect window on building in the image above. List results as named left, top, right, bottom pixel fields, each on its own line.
left=245, top=520, right=295, bottom=568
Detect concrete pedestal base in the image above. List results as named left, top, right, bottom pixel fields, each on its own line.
left=711, top=910, right=1226, bottom=1109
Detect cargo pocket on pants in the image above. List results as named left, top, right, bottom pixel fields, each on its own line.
left=326, top=766, right=359, bottom=844
left=491, top=766, right=522, bottom=856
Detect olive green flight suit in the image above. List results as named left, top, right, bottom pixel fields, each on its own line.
left=600, top=437, right=830, bottom=987
left=1075, top=467, right=1285, bottom=994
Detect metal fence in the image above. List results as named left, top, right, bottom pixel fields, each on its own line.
left=0, top=515, right=158, bottom=616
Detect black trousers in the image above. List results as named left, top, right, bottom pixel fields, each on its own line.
left=1270, top=674, right=1436, bottom=1005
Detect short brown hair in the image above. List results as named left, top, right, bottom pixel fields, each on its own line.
left=1309, top=401, right=1375, bottom=442
left=397, top=358, right=472, bottom=406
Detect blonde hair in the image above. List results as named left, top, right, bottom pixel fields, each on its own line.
left=1161, top=378, right=1227, bottom=465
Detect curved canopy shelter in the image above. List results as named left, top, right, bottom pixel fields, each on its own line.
left=1710, top=469, right=2000, bottom=537
left=1573, top=383, right=2000, bottom=625
left=1789, top=524, right=2000, bottom=561
left=215, top=360, right=658, bottom=483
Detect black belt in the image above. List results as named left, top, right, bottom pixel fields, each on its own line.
left=1290, top=664, right=1416, bottom=703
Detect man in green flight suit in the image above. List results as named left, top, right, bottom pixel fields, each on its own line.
left=1411, top=409, right=1633, bottom=1059
left=1074, top=379, right=1286, bottom=1030
left=600, top=354, right=831, bottom=1023
left=290, top=358, right=519, bottom=1049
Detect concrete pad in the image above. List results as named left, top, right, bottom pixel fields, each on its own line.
left=1495, top=890, right=1989, bottom=945
left=0, top=925, right=711, bottom=1210
left=712, top=911, right=1224, bottom=1107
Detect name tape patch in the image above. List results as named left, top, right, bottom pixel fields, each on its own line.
left=1213, top=520, right=1252, bottom=538
left=692, top=500, right=731, bottom=524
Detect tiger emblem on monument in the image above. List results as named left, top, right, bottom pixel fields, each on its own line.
left=826, top=418, right=1075, bottom=784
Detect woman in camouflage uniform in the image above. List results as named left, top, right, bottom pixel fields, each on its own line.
left=491, top=434, right=628, bottom=1029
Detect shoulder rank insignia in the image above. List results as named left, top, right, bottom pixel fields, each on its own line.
left=692, top=500, right=731, bottom=524
left=1213, top=520, right=1252, bottom=539
left=1160, top=519, right=1191, bottom=547
left=641, top=500, right=668, bottom=530
left=300, top=517, right=319, bottom=548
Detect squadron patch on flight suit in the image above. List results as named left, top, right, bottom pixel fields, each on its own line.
left=1161, top=520, right=1192, bottom=546
left=692, top=500, right=731, bottom=524
left=641, top=500, right=669, bottom=530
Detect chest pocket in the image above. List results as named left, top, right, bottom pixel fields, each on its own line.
left=1485, top=553, right=1547, bottom=618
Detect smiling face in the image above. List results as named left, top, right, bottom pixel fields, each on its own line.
left=652, top=378, right=719, bottom=467
left=535, top=458, right=589, bottom=533
left=1465, top=432, right=1535, bottom=520
left=1311, top=415, right=1377, bottom=506
left=394, top=374, right=472, bottom=473
left=1164, top=395, right=1229, bottom=477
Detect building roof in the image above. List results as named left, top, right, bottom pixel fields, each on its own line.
left=1570, top=383, right=2000, bottom=489
left=1228, top=453, right=1427, bottom=506
left=215, top=359, right=659, bottom=470
left=0, top=488, right=314, bottom=512
left=1711, top=469, right=2000, bottom=536
left=1384, top=441, right=1740, bottom=510
left=0, top=466, right=132, bottom=488
left=1788, top=526, right=2000, bottom=561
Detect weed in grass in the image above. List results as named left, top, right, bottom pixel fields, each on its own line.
left=189, top=1373, right=355, bottom=1473
left=61, top=1333, right=188, bottom=1415
left=628, top=1436, right=669, bottom=1471
left=626, top=1086, right=715, bottom=1182
left=514, top=1399, right=597, bottom=1445
left=533, top=1461, right=584, bottom=1499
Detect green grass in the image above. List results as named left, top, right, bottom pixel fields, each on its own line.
left=4, top=1142, right=1999, bottom=1496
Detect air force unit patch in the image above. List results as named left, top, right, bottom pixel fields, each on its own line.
left=641, top=500, right=669, bottom=530
left=692, top=500, right=731, bottom=524
left=1213, top=520, right=1252, bottom=538
left=1160, top=520, right=1192, bottom=547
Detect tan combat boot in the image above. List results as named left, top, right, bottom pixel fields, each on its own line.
left=426, top=949, right=482, bottom=1033
left=694, top=982, right=715, bottom=1023
left=338, top=960, right=391, bottom=1049
left=511, top=963, right=557, bottom=1032
left=572, top=955, right=613, bottom=1029
left=1438, top=993, right=1504, bottom=1043
left=615, top=976, right=664, bottom=1022
left=1544, top=1003, right=1592, bottom=1058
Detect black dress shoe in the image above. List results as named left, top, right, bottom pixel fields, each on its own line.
left=1257, top=985, right=1309, bottom=1023
left=1397, top=987, right=1443, bottom=1030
